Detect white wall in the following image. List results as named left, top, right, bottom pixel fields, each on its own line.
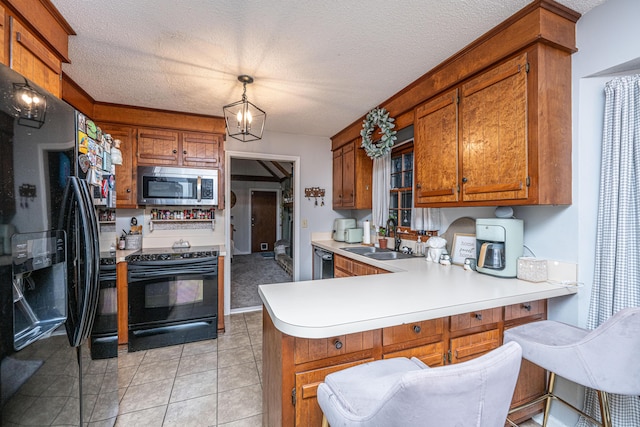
left=224, top=130, right=335, bottom=313
left=518, top=1, right=639, bottom=425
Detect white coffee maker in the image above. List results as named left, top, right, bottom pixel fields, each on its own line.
left=475, top=218, right=523, bottom=278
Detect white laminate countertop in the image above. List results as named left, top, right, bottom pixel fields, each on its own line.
left=258, top=240, right=578, bottom=339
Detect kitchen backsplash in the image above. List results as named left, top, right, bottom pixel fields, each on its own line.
left=105, top=208, right=226, bottom=250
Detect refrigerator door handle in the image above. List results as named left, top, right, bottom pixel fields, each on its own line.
left=60, top=177, right=101, bottom=347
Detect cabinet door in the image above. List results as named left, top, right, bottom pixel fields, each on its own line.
left=332, top=149, right=344, bottom=208
left=295, top=359, right=373, bottom=427
left=10, top=18, right=62, bottom=97
left=0, top=7, right=6, bottom=65
left=137, top=128, right=179, bottom=165
left=450, top=328, right=500, bottom=364
left=181, top=132, right=221, bottom=168
left=101, top=124, right=136, bottom=207
left=341, top=143, right=356, bottom=207
left=460, top=53, right=528, bottom=202
left=414, top=89, right=459, bottom=205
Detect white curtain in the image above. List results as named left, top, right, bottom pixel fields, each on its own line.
left=372, top=155, right=391, bottom=229
left=578, top=75, right=640, bottom=426
left=411, top=208, right=441, bottom=232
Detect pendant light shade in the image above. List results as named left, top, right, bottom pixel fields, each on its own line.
left=223, top=75, right=266, bottom=142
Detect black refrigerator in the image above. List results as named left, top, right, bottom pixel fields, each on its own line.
left=0, top=63, right=118, bottom=425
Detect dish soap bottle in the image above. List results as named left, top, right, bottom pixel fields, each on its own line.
left=415, top=235, right=424, bottom=257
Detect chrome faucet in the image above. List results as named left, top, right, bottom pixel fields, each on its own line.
left=386, top=218, right=402, bottom=251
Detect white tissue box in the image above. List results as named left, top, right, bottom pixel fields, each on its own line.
left=517, top=257, right=547, bottom=282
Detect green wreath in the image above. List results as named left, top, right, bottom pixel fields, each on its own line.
left=360, top=107, right=397, bottom=159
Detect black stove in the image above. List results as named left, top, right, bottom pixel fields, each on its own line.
left=100, top=251, right=117, bottom=266
left=126, top=246, right=218, bottom=262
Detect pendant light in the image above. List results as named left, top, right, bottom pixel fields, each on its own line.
left=223, top=75, right=266, bottom=142
left=13, top=79, right=47, bottom=128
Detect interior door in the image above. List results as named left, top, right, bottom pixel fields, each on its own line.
left=251, top=191, right=277, bottom=253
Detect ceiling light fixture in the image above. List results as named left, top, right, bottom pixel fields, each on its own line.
left=13, top=79, right=47, bottom=128
left=223, top=75, right=266, bottom=142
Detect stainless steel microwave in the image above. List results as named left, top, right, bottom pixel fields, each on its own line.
left=137, top=166, right=218, bottom=206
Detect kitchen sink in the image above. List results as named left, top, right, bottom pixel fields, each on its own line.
left=363, top=251, right=414, bottom=260
left=340, top=246, right=414, bottom=260
left=340, top=246, right=384, bottom=255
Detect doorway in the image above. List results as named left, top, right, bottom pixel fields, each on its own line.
left=251, top=190, right=277, bottom=253
left=225, top=152, right=300, bottom=314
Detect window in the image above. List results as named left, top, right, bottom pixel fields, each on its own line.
left=389, top=142, right=413, bottom=228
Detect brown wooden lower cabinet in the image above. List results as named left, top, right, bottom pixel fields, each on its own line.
left=333, top=253, right=390, bottom=277
left=262, top=299, right=547, bottom=426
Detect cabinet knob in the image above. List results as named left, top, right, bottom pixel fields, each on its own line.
left=183, top=150, right=187, bottom=155
left=334, top=340, right=343, bottom=350
left=172, top=149, right=177, bottom=154
left=413, top=325, right=421, bottom=334
left=126, top=188, right=131, bottom=193
left=474, top=313, right=482, bottom=320
left=416, top=183, right=421, bottom=189
left=462, top=177, right=468, bottom=183
left=522, top=303, right=532, bottom=311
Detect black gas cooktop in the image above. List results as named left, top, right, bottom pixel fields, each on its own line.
left=126, top=246, right=218, bottom=262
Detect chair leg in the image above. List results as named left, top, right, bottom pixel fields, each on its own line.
left=542, top=372, right=556, bottom=427
left=322, top=414, right=329, bottom=427
left=597, top=391, right=612, bottom=427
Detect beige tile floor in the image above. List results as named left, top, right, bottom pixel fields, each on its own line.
left=115, top=310, right=263, bottom=427
left=114, top=309, right=542, bottom=427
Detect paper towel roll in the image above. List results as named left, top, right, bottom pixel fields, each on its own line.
left=362, top=220, right=371, bottom=244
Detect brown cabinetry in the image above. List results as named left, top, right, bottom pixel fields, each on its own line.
left=136, top=128, right=179, bottom=165
left=414, top=89, right=459, bottom=205
left=333, top=254, right=389, bottom=277
left=264, top=301, right=547, bottom=426
left=9, top=17, right=63, bottom=97
left=460, top=53, right=528, bottom=203
left=415, top=48, right=571, bottom=207
left=137, top=127, right=222, bottom=168
left=100, top=123, right=136, bottom=208
left=332, top=139, right=372, bottom=209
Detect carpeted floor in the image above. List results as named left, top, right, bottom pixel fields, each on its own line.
left=231, top=253, right=292, bottom=309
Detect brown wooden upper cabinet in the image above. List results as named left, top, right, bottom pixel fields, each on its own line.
left=137, top=127, right=222, bottom=168
left=414, top=47, right=571, bottom=207
left=332, top=138, right=372, bottom=209
left=100, top=123, right=137, bottom=208
left=9, top=18, right=63, bottom=97
left=414, top=89, right=459, bottom=205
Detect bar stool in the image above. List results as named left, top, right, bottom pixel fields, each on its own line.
left=504, top=307, right=640, bottom=427
left=317, top=341, right=522, bottom=427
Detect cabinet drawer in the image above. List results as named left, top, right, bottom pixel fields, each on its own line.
left=351, top=261, right=377, bottom=276
left=450, top=307, right=502, bottom=332
left=504, top=300, right=546, bottom=321
left=383, top=318, right=444, bottom=346
left=383, top=341, right=445, bottom=367
left=450, top=329, right=500, bottom=363
left=294, top=331, right=375, bottom=365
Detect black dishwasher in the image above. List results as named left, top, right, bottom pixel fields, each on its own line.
left=313, top=247, right=334, bottom=279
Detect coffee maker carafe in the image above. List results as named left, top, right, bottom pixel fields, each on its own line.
left=475, top=218, right=523, bottom=278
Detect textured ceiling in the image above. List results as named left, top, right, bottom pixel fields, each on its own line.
left=52, top=0, right=607, bottom=138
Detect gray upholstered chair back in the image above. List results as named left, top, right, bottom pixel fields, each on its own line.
left=517, top=307, right=640, bottom=395
left=319, top=341, right=522, bottom=427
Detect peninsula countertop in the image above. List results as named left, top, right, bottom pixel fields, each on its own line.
left=258, top=240, right=578, bottom=339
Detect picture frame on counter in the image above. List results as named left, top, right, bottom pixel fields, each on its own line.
left=451, top=233, right=476, bottom=265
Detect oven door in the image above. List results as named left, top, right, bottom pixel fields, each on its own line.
left=128, top=272, right=217, bottom=327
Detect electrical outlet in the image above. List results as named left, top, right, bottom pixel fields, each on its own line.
left=302, top=219, right=308, bottom=228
